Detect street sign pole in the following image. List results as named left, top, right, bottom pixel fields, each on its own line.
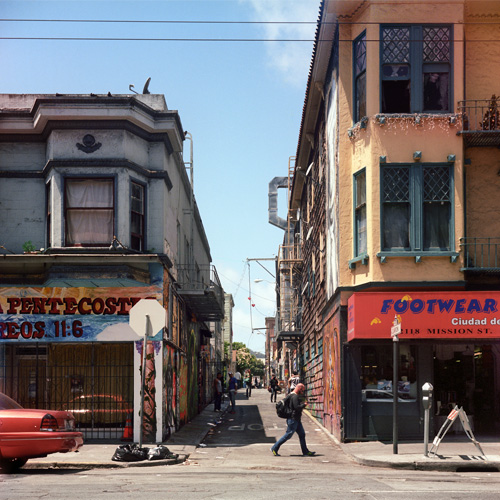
left=391, top=315, right=401, bottom=455
left=139, top=315, right=151, bottom=448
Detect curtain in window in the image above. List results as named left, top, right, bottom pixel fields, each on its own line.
left=383, top=204, right=410, bottom=249
left=66, top=179, right=113, bottom=245
left=424, top=202, right=450, bottom=249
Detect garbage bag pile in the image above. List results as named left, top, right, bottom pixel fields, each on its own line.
left=111, top=443, right=179, bottom=462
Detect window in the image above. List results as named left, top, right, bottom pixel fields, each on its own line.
left=381, top=25, right=451, bottom=113
left=381, top=164, right=452, bottom=251
left=65, top=178, right=114, bottom=246
left=131, top=181, right=145, bottom=251
left=354, top=31, right=367, bottom=122
left=354, top=169, right=367, bottom=256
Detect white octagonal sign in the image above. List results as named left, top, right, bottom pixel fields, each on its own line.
left=129, top=299, right=166, bottom=337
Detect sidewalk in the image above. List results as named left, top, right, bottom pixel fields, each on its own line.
left=305, top=410, right=500, bottom=472
left=25, top=399, right=232, bottom=470
left=24, top=399, right=500, bottom=472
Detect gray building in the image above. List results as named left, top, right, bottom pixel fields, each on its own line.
left=0, top=93, right=224, bottom=442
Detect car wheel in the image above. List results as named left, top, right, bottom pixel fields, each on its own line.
left=0, top=458, right=28, bottom=473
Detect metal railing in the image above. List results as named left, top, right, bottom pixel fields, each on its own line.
left=458, top=99, right=500, bottom=147
left=460, top=237, right=500, bottom=271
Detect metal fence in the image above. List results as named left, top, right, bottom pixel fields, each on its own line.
left=0, top=342, right=133, bottom=441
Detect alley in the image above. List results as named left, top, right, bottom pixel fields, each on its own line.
left=189, top=387, right=354, bottom=470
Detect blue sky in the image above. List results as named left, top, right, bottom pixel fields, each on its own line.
left=0, top=0, right=319, bottom=352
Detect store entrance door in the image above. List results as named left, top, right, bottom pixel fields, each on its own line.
left=434, top=344, right=499, bottom=435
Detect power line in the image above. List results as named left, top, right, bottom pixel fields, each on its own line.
left=0, top=18, right=318, bottom=24
left=2, top=19, right=500, bottom=25
left=0, top=37, right=315, bottom=42
left=2, top=36, right=499, bottom=43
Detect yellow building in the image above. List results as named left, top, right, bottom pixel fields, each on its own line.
left=277, top=0, right=500, bottom=441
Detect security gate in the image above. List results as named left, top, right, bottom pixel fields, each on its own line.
left=0, top=342, right=133, bottom=441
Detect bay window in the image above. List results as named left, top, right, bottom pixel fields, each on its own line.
left=381, top=163, right=452, bottom=252
left=381, top=25, right=451, bottom=113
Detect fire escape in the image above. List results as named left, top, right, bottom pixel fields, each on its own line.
left=176, top=265, right=224, bottom=321
left=276, top=157, right=304, bottom=344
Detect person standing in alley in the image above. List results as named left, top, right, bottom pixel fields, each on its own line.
left=288, top=370, right=300, bottom=394
left=271, top=383, right=315, bottom=457
left=270, top=374, right=279, bottom=403
left=213, top=372, right=223, bottom=412
left=245, top=370, right=252, bottom=398
left=228, top=372, right=238, bottom=413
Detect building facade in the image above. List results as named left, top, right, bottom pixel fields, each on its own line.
left=274, top=0, right=500, bottom=442
left=0, top=93, right=225, bottom=442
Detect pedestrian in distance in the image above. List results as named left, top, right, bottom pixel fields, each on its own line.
left=227, top=372, right=238, bottom=413
left=288, top=370, right=300, bottom=394
left=213, top=372, right=223, bottom=412
left=234, top=370, right=242, bottom=389
left=270, top=374, right=279, bottom=402
left=271, top=383, right=315, bottom=457
left=245, top=370, right=252, bottom=398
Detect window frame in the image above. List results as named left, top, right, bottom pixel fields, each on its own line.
left=45, top=180, right=52, bottom=249
left=130, top=179, right=146, bottom=252
left=380, top=24, right=453, bottom=114
left=353, top=168, right=367, bottom=257
left=64, top=176, right=116, bottom=248
left=353, top=30, right=367, bottom=123
left=379, top=162, right=455, bottom=258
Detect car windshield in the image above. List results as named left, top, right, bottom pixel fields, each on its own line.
left=0, top=392, right=24, bottom=410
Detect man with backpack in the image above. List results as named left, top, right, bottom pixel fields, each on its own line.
left=271, top=383, right=315, bottom=457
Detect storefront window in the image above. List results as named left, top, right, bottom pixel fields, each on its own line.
left=361, top=344, right=417, bottom=399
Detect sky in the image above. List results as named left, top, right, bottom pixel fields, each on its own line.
left=0, top=0, right=319, bottom=353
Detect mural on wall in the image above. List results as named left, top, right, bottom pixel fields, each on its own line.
left=323, top=315, right=342, bottom=438
left=136, top=340, right=160, bottom=442
left=162, top=344, right=177, bottom=441
left=188, top=326, right=199, bottom=418
left=306, top=340, right=324, bottom=422
left=0, top=267, right=164, bottom=343
left=179, top=354, right=188, bottom=425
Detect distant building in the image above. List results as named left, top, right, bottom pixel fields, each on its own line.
left=0, top=92, right=224, bottom=442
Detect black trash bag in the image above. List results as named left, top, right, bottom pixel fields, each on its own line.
left=112, top=443, right=150, bottom=462
left=147, top=445, right=179, bottom=461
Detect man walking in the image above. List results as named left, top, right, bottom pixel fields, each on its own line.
left=227, top=372, right=238, bottom=414
left=271, top=383, right=315, bottom=457
left=213, top=372, right=223, bottom=412
left=270, top=374, right=279, bottom=403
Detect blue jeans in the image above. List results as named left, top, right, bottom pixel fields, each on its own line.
left=228, top=389, right=236, bottom=410
left=272, top=418, right=309, bottom=455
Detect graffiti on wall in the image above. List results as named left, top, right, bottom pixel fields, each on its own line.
left=162, top=344, right=176, bottom=441
left=135, top=340, right=160, bottom=442
left=188, top=327, right=199, bottom=418
left=179, top=354, right=188, bottom=424
left=323, top=315, right=342, bottom=438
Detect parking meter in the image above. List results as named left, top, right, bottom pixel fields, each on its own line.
left=422, top=382, right=433, bottom=410
left=422, top=382, right=433, bottom=456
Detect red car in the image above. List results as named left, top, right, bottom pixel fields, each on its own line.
left=0, top=392, right=83, bottom=473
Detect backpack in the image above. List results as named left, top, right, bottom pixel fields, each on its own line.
left=275, top=395, right=293, bottom=419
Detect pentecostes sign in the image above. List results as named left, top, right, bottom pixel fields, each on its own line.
left=348, top=291, right=500, bottom=341
left=0, top=287, right=163, bottom=342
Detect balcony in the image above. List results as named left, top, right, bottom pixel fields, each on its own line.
left=458, top=98, right=500, bottom=147
left=460, top=238, right=500, bottom=273
left=176, top=265, right=224, bottom=321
